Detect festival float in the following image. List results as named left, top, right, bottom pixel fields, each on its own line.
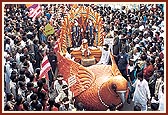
left=56, top=4, right=128, bottom=111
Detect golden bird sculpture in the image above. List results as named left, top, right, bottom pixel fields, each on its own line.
left=56, top=4, right=129, bottom=111
left=57, top=50, right=128, bottom=111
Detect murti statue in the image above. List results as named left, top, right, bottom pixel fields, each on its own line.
left=80, top=39, right=91, bottom=58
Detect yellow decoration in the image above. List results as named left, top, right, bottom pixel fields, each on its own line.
left=44, top=23, right=55, bottom=36
left=59, top=5, right=105, bottom=54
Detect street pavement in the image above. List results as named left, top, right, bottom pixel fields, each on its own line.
left=120, top=100, right=152, bottom=111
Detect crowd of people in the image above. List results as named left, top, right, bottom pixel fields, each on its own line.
left=3, top=3, right=165, bottom=111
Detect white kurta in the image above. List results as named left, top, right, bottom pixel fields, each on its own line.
left=97, top=48, right=110, bottom=65
left=59, top=103, right=75, bottom=111
left=158, top=92, right=164, bottom=111
left=65, top=52, right=72, bottom=59
left=132, top=79, right=151, bottom=111
left=53, top=80, right=68, bottom=95
left=55, top=90, right=74, bottom=104
left=158, top=83, right=164, bottom=111
left=65, top=52, right=75, bottom=61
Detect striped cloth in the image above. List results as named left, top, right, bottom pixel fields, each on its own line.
left=39, top=54, right=51, bottom=80
left=54, top=39, right=60, bottom=53
left=26, top=4, right=42, bottom=21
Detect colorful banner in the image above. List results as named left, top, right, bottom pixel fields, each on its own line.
left=44, top=23, right=55, bottom=36
left=26, top=4, right=42, bottom=21
left=39, top=54, right=51, bottom=80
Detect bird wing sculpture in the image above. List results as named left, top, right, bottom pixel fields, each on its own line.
left=57, top=52, right=96, bottom=96
left=57, top=52, right=128, bottom=111
left=56, top=5, right=128, bottom=111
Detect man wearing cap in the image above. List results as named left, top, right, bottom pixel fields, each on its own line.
left=53, top=74, right=68, bottom=96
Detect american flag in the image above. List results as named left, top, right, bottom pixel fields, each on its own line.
left=27, top=4, right=42, bottom=21
left=39, top=54, right=51, bottom=80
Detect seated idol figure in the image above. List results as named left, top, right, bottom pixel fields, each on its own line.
left=80, top=39, right=91, bottom=58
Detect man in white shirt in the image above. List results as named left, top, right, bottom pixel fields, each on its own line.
left=17, top=81, right=27, bottom=98
left=97, top=44, right=110, bottom=65
left=55, top=85, right=74, bottom=105
left=139, top=23, right=145, bottom=31
left=158, top=84, right=164, bottom=111
left=10, top=70, right=18, bottom=99
left=5, top=38, right=11, bottom=53
left=65, top=47, right=75, bottom=61
left=5, top=54, right=12, bottom=94
left=53, top=74, right=68, bottom=96
left=132, top=71, right=151, bottom=111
